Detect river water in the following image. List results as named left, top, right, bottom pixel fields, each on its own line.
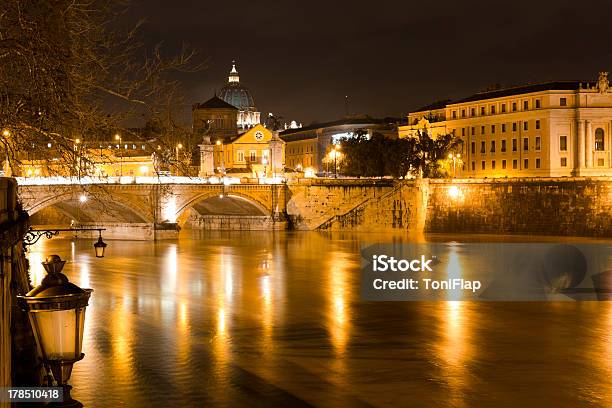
left=27, top=231, right=612, bottom=407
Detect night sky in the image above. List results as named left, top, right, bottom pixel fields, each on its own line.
left=129, top=0, right=612, bottom=125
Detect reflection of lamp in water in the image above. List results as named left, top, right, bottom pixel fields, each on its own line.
left=18, top=255, right=93, bottom=408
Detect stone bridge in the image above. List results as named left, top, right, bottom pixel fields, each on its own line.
left=15, top=176, right=611, bottom=239
left=16, top=177, right=404, bottom=239
left=18, top=181, right=288, bottom=239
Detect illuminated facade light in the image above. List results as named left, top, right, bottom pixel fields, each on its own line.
left=79, top=194, right=88, bottom=203
left=448, top=186, right=461, bottom=200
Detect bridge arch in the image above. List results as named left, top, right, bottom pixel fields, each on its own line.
left=25, top=191, right=153, bottom=223
left=175, top=191, right=271, bottom=226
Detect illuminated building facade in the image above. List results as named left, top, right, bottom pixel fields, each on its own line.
left=399, top=73, right=612, bottom=177
left=280, top=116, right=400, bottom=174
left=212, top=124, right=284, bottom=177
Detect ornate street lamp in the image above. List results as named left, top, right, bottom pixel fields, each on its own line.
left=93, top=231, right=107, bottom=258
left=24, top=227, right=107, bottom=258
left=18, top=255, right=93, bottom=407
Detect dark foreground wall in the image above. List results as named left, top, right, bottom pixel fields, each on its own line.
left=426, top=178, right=612, bottom=237
left=0, top=178, right=40, bottom=393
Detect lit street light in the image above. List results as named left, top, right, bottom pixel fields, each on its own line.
left=115, top=133, right=122, bottom=176
left=333, top=143, right=341, bottom=178
left=216, top=140, right=225, bottom=175
left=18, top=255, right=93, bottom=408
left=448, top=153, right=462, bottom=178
left=262, top=156, right=268, bottom=178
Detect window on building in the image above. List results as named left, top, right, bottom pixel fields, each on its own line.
left=523, top=121, right=528, bottom=131
left=512, top=139, right=517, bottom=152
left=471, top=127, right=475, bottom=135
left=535, top=137, right=541, bottom=151
left=490, top=140, right=496, bottom=152
left=523, top=137, right=529, bottom=151
left=237, top=150, right=245, bottom=162
left=481, top=125, right=485, bottom=134
left=471, top=108, right=476, bottom=116
left=523, top=100, right=529, bottom=110
left=502, top=160, right=507, bottom=169
left=471, top=161, right=475, bottom=170
left=535, top=120, right=540, bottom=130
left=452, top=111, right=457, bottom=119
left=461, top=128, right=465, bottom=137
left=480, top=107, right=485, bottom=115
left=481, top=141, right=486, bottom=154
left=492, top=125, right=496, bottom=134
left=501, top=104, right=507, bottom=113
left=524, top=159, right=529, bottom=169
left=471, top=142, right=476, bottom=154
left=535, top=99, right=541, bottom=109
left=512, top=123, right=517, bottom=132
left=512, top=102, right=517, bottom=112
left=492, top=160, right=496, bottom=169
left=598, top=158, right=605, bottom=166
left=560, top=135, right=567, bottom=151
left=536, top=158, right=541, bottom=168
left=491, top=105, right=496, bottom=114
left=481, top=161, right=486, bottom=170
left=501, top=139, right=507, bottom=152
left=250, top=150, right=256, bottom=162
left=513, top=159, right=518, bottom=169
left=595, top=128, right=605, bottom=150
left=560, top=97, right=567, bottom=106
left=561, top=157, right=567, bottom=167
left=502, top=124, right=506, bottom=133
left=461, top=109, right=466, bottom=118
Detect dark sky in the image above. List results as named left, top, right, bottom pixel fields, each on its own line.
left=129, top=0, right=612, bottom=125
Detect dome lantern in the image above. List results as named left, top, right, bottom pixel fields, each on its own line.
left=229, top=60, right=239, bottom=83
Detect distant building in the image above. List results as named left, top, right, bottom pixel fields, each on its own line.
left=193, top=95, right=282, bottom=177
left=192, top=95, right=239, bottom=142
left=218, top=62, right=261, bottom=130
left=212, top=124, right=283, bottom=177
left=399, top=73, right=612, bottom=177
left=280, top=116, right=401, bottom=174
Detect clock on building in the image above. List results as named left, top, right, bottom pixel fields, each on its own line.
left=254, top=130, right=264, bottom=141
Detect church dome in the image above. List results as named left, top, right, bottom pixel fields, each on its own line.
left=218, top=62, right=256, bottom=111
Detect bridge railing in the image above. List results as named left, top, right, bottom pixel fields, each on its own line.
left=15, top=176, right=286, bottom=186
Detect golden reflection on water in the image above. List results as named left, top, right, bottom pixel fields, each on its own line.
left=445, top=244, right=463, bottom=301
left=28, top=250, right=46, bottom=287
left=260, top=274, right=273, bottom=342
left=436, top=301, right=474, bottom=408
left=325, top=251, right=353, bottom=358
left=212, top=248, right=232, bottom=383
left=23, top=232, right=612, bottom=407
left=111, top=292, right=135, bottom=385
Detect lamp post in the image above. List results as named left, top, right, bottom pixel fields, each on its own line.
left=333, top=143, right=341, bottom=178
left=115, top=134, right=122, bottom=176
left=74, top=138, right=81, bottom=179
left=175, top=143, right=183, bottom=176
left=262, top=156, right=268, bottom=178
left=18, top=255, right=93, bottom=407
left=216, top=140, right=225, bottom=175
left=448, top=153, right=462, bottom=178
left=23, top=228, right=107, bottom=258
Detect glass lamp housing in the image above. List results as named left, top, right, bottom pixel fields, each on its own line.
left=18, top=255, right=93, bottom=382
left=93, top=236, right=107, bottom=258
